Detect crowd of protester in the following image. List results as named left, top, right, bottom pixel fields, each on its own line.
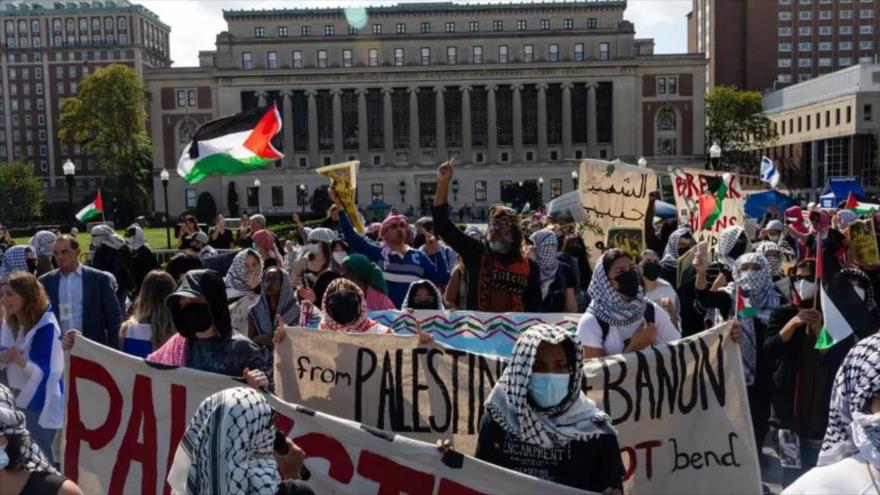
left=0, top=160, right=878, bottom=494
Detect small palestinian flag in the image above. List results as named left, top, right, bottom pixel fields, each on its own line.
left=845, top=191, right=879, bottom=215
left=815, top=236, right=856, bottom=350
left=698, top=173, right=730, bottom=231
left=736, top=286, right=757, bottom=318
left=75, top=189, right=103, bottom=222
left=177, top=104, right=283, bottom=184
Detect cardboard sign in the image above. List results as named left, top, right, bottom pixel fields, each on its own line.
left=670, top=168, right=745, bottom=249
left=606, top=227, right=645, bottom=260
left=846, top=219, right=880, bottom=267
left=317, top=160, right=362, bottom=233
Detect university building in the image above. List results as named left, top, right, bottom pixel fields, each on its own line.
left=0, top=0, right=170, bottom=201
left=147, top=1, right=706, bottom=218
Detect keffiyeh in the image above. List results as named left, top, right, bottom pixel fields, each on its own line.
left=402, top=279, right=446, bottom=310
left=167, top=387, right=279, bottom=495
left=127, top=225, right=148, bottom=250
left=818, top=334, right=880, bottom=468
left=317, top=278, right=388, bottom=333
left=660, top=227, right=692, bottom=268
left=715, top=226, right=748, bottom=270
left=484, top=324, right=614, bottom=448
left=249, top=272, right=300, bottom=336
left=0, top=383, right=59, bottom=474
left=0, top=245, right=34, bottom=280
left=755, top=241, right=783, bottom=277
left=90, top=224, right=125, bottom=250
left=224, top=249, right=262, bottom=295
left=840, top=267, right=877, bottom=311
left=28, top=230, right=56, bottom=257
left=530, top=229, right=559, bottom=298
left=586, top=256, right=646, bottom=327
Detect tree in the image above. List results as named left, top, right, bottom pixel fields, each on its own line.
left=58, top=64, right=151, bottom=221
left=0, top=162, right=45, bottom=224
left=705, top=86, right=778, bottom=174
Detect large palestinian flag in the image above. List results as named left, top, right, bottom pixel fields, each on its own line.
left=177, top=104, right=283, bottom=184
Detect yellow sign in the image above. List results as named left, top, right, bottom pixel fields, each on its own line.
left=316, top=160, right=363, bottom=233
left=847, top=219, right=880, bottom=267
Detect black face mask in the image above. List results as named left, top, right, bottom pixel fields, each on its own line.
left=615, top=269, right=641, bottom=298
left=326, top=291, right=361, bottom=325
left=677, top=245, right=692, bottom=257
left=26, top=259, right=37, bottom=274
left=729, top=236, right=748, bottom=259
left=171, top=302, right=214, bottom=338
left=641, top=261, right=661, bottom=281
left=409, top=298, right=437, bottom=310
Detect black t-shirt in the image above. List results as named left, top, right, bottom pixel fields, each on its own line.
left=474, top=415, right=625, bottom=492
left=22, top=471, right=66, bottom=495
left=543, top=263, right=576, bottom=312
left=209, top=228, right=234, bottom=249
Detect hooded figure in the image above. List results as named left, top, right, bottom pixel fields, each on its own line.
left=0, top=245, right=36, bottom=283
left=341, top=253, right=395, bottom=311
left=301, top=278, right=391, bottom=334
left=248, top=268, right=300, bottom=343
left=90, top=224, right=135, bottom=303
left=402, top=279, right=445, bottom=310
left=785, top=206, right=809, bottom=235
left=126, top=225, right=160, bottom=293
left=28, top=230, right=56, bottom=276
left=714, top=225, right=750, bottom=274
left=477, top=324, right=624, bottom=492
left=659, top=227, right=694, bottom=270
left=530, top=229, right=560, bottom=299
left=224, top=249, right=263, bottom=333
left=148, top=270, right=266, bottom=377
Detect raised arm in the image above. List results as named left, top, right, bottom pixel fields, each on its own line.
left=330, top=186, right=383, bottom=262
left=432, top=162, right=483, bottom=265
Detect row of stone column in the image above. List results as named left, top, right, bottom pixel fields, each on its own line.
left=256, top=82, right=600, bottom=167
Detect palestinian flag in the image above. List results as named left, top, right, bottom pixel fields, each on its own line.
left=177, top=104, right=283, bottom=184
left=845, top=192, right=880, bottom=215
left=815, top=234, right=855, bottom=350
left=698, top=173, right=730, bottom=231
left=736, top=286, right=757, bottom=318
left=75, top=189, right=103, bottom=222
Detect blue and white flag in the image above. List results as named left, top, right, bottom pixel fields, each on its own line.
left=760, top=156, right=780, bottom=189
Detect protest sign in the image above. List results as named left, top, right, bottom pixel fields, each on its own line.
left=368, top=309, right=581, bottom=356
left=670, top=167, right=745, bottom=248
left=606, top=227, right=644, bottom=260
left=579, top=159, right=656, bottom=252
left=846, top=218, right=880, bottom=267
left=62, top=337, right=588, bottom=495
left=275, top=323, right=762, bottom=495
left=317, top=160, right=362, bottom=233
left=676, top=244, right=697, bottom=288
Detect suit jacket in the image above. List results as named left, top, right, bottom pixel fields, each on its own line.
left=40, top=265, right=122, bottom=348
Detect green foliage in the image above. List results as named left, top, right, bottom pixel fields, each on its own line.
left=0, top=162, right=45, bottom=224
left=705, top=86, right=778, bottom=174
left=58, top=64, right=151, bottom=224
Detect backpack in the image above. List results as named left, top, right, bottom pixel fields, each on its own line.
left=598, top=302, right=655, bottom=346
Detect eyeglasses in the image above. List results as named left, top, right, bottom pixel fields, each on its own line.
left=489, top=216, right=512, bottom=230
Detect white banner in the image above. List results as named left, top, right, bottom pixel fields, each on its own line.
left=61, top=338, right=590, bottom=495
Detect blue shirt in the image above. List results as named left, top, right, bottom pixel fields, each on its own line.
left=58, top=264, right=83, bottom=333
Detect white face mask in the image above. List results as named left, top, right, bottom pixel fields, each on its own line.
left=854, top=286, right=867, bottom=301
left=851, top=411, right=880, bottom=468
left=795, top=280, right=817, bottom=301
left=332, top=251, right=347, bottom=265
left=768, top=234, right=780, bottom=243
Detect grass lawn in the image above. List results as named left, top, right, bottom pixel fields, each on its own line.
left=13, top=227, right=176, bottom=250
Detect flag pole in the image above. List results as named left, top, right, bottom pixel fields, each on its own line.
left=813, top=233, right=820, bottom=311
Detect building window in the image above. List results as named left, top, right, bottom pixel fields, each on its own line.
left=267, top=51, right=278, bottom=69
left=475, top=180, right=487, bottom=201
left=861, top=25, right=874, bottom=34
left=371, top=184, right=384, bottom=202
left=368, top=48, right=378, bottom=66
left=861, top=9, right=874, bottom=18
left=860, top=40, right=874, bottom=49
left=349, top=26, right=359, bottom=35
left=186, top=189, right=198, bottom=209
left=840, top=26, right=853, bottom=35
left=254, top=26, right=264, bottom=38
left=840, top=10, right=853, bottom=19
left=341, top=49, right=353, bottom=67
left=847, top=105, right=852, bottom=123
left=819, top=26, right=832, bottom=35
left=421, top=22, right=431, bottom=34
left=396, top=23, right=406, bottom=34
left=372, top=24, right=382, bottom=34
left=473, top=45, right=483, bottom=64
left=656, top=108, right=679, bottom=156
left=317, top=49, right=327, bottom=68
left=493, top=20, right=503, bottom=31
left=301, top=25, right=312, bottom=36
left=271, top=186, right=284, bottom=207
left=778, top=58, right=792, bottom=67
left=599, top=42, right=610, bottom=60
left=563, top=18, right=574, bottom=29
left=278, top=26, right=288, bottom=37
left=574, top=43, right=585, bottom=61
left=293, top=50, right=303, bottom=68
left=779, top=11, right=793, bottom=20
left=819, top=57, right=832, bottom=66
left=177, top=89, right=187, bottom=107
left=799, top=26, right=812, bottom=35
left=819, top=41, right=832, bottom=51
left=841, top=41, right=853, bottom=50
left=587, top=17, right=598, bottom=29
left=324, top=25, right=335, bottom=36
left=779, top=27, right=792, bottom=36
left=447, top=46, right=457, bottom=64
left=524, top=44, right=534, bottom=62
left=799, top=58, right=813, bottom=67
left=865, top=104, right=873, bottom=121
left=498, top=45, right=509, bottom=63
left=540, top=19, right=550, bottom=30
left=840, top=57, right=853, bottom=66
left=516, top=20, right=527, bottom=31
left=799, top=42, right=813, bottom=51
left=550, top=179, right=562, bottom=198
left=446, top=21, right=455, bottom=33
left=548, top=44, right=559, bottom=62
left=469, top=21, right=479, bottom=32
left=394, top=47, right=404, bottom=66
left=242, top=51, right=253, bottom=69
left=799, top=10, right=813, bottom=19
left=420, top=47, right=431, bottom=65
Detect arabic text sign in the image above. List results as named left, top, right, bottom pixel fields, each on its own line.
left=62, top=338, right=590, bottom=495
left=579, top=160, right=656, bottom=251
left=671, top=168, right=745, bottom=247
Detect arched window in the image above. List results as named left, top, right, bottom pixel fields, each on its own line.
left=655, top=107, right=679, bottom=156
left=657, top=107, right=677, bottom=131
left=178, top=119, right=197, bottom=145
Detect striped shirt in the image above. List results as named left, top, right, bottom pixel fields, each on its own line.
left=121, top=322, right=153, bottom=358
left=58, top=264, right=84, bottom=333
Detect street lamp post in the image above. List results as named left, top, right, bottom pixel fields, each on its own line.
left=160, top=169, right=171, bottom=249
left=63, top=159, right=75, bottom=217
left=638, top=156, right=647, bottom=169
left=538, top=177, right=544, bottom=203
left=254, top=179, right=261, bottom=213
left=298, top=183, right=307, bottom=214
left=571, top=170, right=579, bottom=191
left=452, top=179, right=459, bottom=203
left=399, top=179, right=406, bottom=207
left=709, top=142, right=722, bottom=170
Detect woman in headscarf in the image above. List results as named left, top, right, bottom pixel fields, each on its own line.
left=90, top=225, right=135, bottom=308
left=576, top=249, right=679, bottom=358
left=782, top=334, right=880, bottom=494
left=0, top=383, right=82, bottom=495
left=477, top=324, right=624, bottom=493
left=125, top=225, right=159, bottom=294
left=119, top=270, right=176, bottom=358
left=695, top=252, right=779, bottom=452
left=756, top=240, right=790, bottom=302
left=402, top=279, right=445, bottom=310
left=248, top=267, right=299, bottom=367
left=225, top=249, right=263, bottom=333
left=253, top=230, right=283, bottom=268
left=27, top=231, right=56, bottom=277
left=340, top=253, right=395, bottom=311
left=167, top=387, right=310, bottom=495
left=329, top=239, right=350, bottom=274
left=833, top=210, right=859, bottom=232
left=529, top=229, right=577, bottom=313
left=0, top=246, right=37, bottom=285
left=657, top=227, right=704, bottom=335
left=291, top=228, right=340, bottom=309
left=296, top=278, right=391, bottom=334
left=710, top=225, right=751, bottom=283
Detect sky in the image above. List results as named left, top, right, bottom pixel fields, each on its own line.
left=138, top=0, right=692, bottom=67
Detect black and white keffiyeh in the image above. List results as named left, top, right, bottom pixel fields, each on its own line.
left=586, top=256, right=647, bottom=327
left=818, top=334, right=880, bottom=468
left=660, top=227, right=692, bottom=268
left=224, top=249, right=262, bottom=296
left=249, top=272, right=300, bottom=336
left=754, top=241, right=783, bottom=277
left=90, top=224, right=125, bottom=250
left=715, top=226, right=748, bottom=271
left=167, top=387, right=279, bottom=495
left=0, top=383, right=59, bottom=475
left=530, top=229, right=559, bottom=299
left=484, top=324, right=614, bottom=448
left=839, top=267, right=878, bottom=312
left=28, top=230, right=56, bottom=258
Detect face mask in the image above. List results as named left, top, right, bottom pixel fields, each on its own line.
left=641, top=261, right=661, bottom=281
left=768, top=234, right=780, bottom=243
left=794, top=279, right=817, bottom=302
left=410, top=298, right=437, bottom=310
left=26, top=259, right=37, bottom=274
left=489, top=240, right=511, bottom=254
left=327, top=292, right=361, bottom=325
left=851, top=411, right=880, bottom=468
left=677, top=245, right=691, bottom=257
left=0, top=444, right=8, bottom=469
left=615, top=269, right=641, bottom=299
left=171, top=302, right=213, bottom=337
left=853, top=286, right=866, bottom=301
left=332, top=252, right=347, bottom=265
left=729, top=237, right=748, bottom=259
left=528, top=372, right=571, bottom=408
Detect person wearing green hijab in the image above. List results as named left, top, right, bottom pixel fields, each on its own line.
left=341, top=254, right=396, bottom=311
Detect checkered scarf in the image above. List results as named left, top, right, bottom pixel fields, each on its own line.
left=127, top=225, right=148, bottom=250
left=754, top=241, right=783, bottom=277
left=840, top=267, right=877, bottom=312
left=168, top=387, right=279, bottom=495
left=224, top=249, right=262, bottom=295
left=586, top=256, right=646, bottom=327
left=249, top=272, right=300, bottom=336
left=530, top=229, right=559, bottom=299
left=660, top=227, right=692, bottom=269
left=0, top=383, right=58, bottom=474
left=0, top=245, right=34, bottom=281
left=485, top=324, right=614, bottom=448
left=317, top=278, right=387, bottom=333
left=90, top=224, right=125, bottom=250
left=28, top=230, right=56, bottom=257
left=715, top=226, right=748, bottom=271
left=818, top=334, right=880, bottom=467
